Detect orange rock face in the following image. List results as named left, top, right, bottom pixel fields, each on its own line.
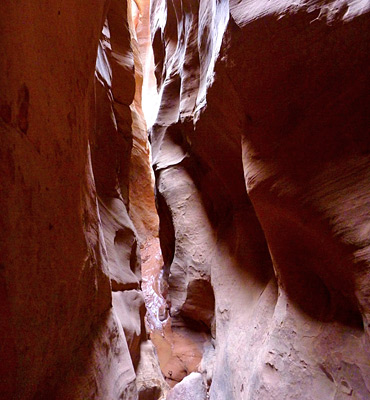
left=0, top=2, right=114, bottom=398
left=128, top=0, right=160, bottom=242
left=150, top=0, right=370, bottom=398
left=0, top=0, right=165, bottom=398
left=94, top=0, right=168, bottom=398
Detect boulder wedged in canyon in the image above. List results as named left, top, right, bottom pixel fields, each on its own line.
left=150, top=0, right=370, bottom=398
left=166, top=372, right=207, bottom=400
left=136, top=340, right=169, bottom=399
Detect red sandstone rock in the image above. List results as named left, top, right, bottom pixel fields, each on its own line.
left=150, top=0, right=370, bottom=398
left=0, top=0, right=163, bottom=398
left=0, top=2, right=115, bottom=398
left=94, top=2, right=168, bottom=398
left=151, top=318, right=209, bottom=387
left=128, top=0, right=160, bottom=242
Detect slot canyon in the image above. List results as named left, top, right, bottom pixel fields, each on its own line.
left=1, top=0, right=370, bottom=399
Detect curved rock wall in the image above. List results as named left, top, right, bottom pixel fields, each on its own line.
left=150, top=1, right=370, bottom=398
left=0, top=1, right=166, bottom=399
left=129, top=0, right=160, bottom=242
left=94, top=1, right=168, bottom=398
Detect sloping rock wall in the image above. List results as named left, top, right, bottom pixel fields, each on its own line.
left=90, top=0, right=168, bottom=397
left=150, top=1, right=370, bottom=398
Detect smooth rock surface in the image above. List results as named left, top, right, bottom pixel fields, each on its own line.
left=0, top=0, right=161, bottom=398
left=94, top=1, right=168, bottom=398
left=2, top=0, right=369, bottom=399
left=150, top=1, right=370, bottom=399
left=128, top=0, right=160, bottom=242
left=0, top=1, right=114, bottom=398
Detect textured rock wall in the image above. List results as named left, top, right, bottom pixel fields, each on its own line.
left=0, top=0, right=166, bottom=399
left=129, top=0, right=160, bottom=242
left=94, top=1, right=168, bottom=398
left=150, top=0, right=370, bottom=398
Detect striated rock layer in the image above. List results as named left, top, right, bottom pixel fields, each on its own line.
left=150, top=0, right=370, bottom=399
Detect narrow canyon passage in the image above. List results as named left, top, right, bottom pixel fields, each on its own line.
left=1, top=1, right=370, bottom=400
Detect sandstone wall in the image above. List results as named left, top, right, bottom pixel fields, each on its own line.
left=94, top=1, right=167, bottom=398
left=0, top=1, right=114, bottom=398
left=150, top=1, right=370, bottom=398
left=0, top=0, right=165, bottom=399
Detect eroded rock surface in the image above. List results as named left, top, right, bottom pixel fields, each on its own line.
left=150, top=0, right=370, bottom=399
left=136, top=340, right=169, bottom=399
left=166, top=372, right=207, bottom=400
left=94, top=1, right=168, bottom=398
left=0, top=0, right=165, bottom=399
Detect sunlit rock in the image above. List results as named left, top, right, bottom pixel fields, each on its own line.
left=150, top=0, right=370, bottom=398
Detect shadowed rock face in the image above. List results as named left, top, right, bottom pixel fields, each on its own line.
left=0, top=0, right=167, bottom=399
left=150, top=0, right=370, bottom=398
left=0, top=1, right=115, bottom=398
